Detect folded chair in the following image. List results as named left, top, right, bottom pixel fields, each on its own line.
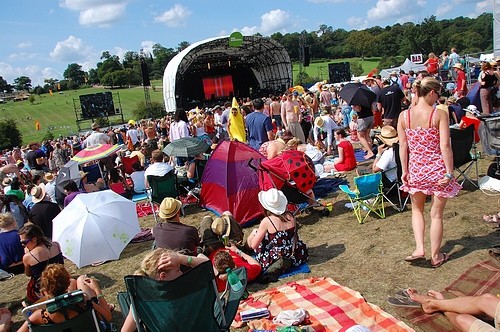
left=146, top=171, right=180, bottom=222
left=339, top=172, right=385, bottom=224
left=22, top=290, right=104, bottom=332
left=82, top=163, right=104, bottom=184
left=120, top=261, right=247, bottom=332
left=382, top=143, right=410, bottom=212
left=451, top=126, right=479, bottom=188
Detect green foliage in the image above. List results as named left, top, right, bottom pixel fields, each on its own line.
left=64, top=63, right=86, bottom=86
left=0, top=119, right=22, bottom=150
left=132, top=100, right=165, bottom=119
left=349, top=61, right=363, bottom=76
left=14, top=76, right=32, bottom=92
left=95, top=117, right=110, bottom=128
left=42, top=130, right=54, bottom=141
left=378, top=56, right=406, bottom=71
left=28, top=95, right=36, bottom=104
left=295, top=70, right=320, bottom=86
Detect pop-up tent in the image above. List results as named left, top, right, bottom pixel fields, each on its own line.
left=379, top=58, right=426, bottom=78
left=199, top=141, right=265, bottom=226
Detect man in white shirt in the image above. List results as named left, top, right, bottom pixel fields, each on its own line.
left=372, top=126, right=398, bottom=185
left=144, top=149, right=174, bottom=188
left=82, top=123, right=110, bottom=148
left=127, top=124, right=140, bottom=148
left=313, top=111, right=339, bottom=155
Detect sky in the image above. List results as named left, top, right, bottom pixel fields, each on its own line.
left=0, top=0, right=492, bottom=87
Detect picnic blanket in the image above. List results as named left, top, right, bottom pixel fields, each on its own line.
left=312, top=178, right=348, bottom=198
left=234, top=277, right=414, bottom=331
left=394, top=259, right=500, bottom=332
left=136, top=202, right=157, bottom=218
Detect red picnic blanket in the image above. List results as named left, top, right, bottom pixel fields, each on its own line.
left=136, top=202, right=157, bottom=218
left=394, top=258, right=500, bottom=331
left=234, top=277, right=414, bottom=331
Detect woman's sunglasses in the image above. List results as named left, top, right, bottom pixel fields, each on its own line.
left=20, top=238, right=32, bottom=246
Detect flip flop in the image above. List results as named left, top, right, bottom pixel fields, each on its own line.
left=395, top=288, right=418, bottom=300
left=387, top=296, right=421, bottom=308
left=431, top=252, right=449, bottom=268
left=405, top=254, right=425, bottom=262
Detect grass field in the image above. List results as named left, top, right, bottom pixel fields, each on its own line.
left=4, top=58, right=381, bottom=144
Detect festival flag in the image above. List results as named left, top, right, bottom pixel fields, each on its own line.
left=35, top=120, right=40, bottom=131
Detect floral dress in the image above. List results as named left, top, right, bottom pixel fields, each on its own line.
left=400, top=109, right=461, bottom=197
left=255, top=217, right=308, bottom=270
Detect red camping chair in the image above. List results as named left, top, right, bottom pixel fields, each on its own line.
left=122, top=155, right=140, bottom=175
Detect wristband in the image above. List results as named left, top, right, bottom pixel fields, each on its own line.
left=444, top=173, right=453, bottom=179
left=187, top=256, right=193, bottom=266
left=375, top=154, right=381, bottom=158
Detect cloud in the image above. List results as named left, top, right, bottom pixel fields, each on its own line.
left=347, top=17, right=369, bottom=29
left=436, top=3, right=453, bottom=16
left=475, top=0, right=492, bottom=14
left=367, top=0, right=425, bottom=22
left=59, top=0, right=126, bottom=27
left=306, top=0, right=344, bottom=3
left=49, top=35, right=94, bottom=62
left=154, top=4, right=192, bottom=27
left=240, top=9, right=291, bottom=36
left=8, top=52, right=40, bottom=61
left=0, top=62, right=61, bottom=86
left=17, top=42, right=32, bottom=49
left=140, top=41, right=156, bottom=57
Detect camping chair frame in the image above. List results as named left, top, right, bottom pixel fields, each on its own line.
left=450, top=126, right=479, bottom=189
left=22, top=290, right=103, bottom=332
left=381, top=143, right=410, bottom=212
left=339, top=172, right=385, bottom=224
left=121, top=155, right=140, bottom=175
left=121, top=261, right=247, bottom=332
left=146, top=171, right=181, bottom=223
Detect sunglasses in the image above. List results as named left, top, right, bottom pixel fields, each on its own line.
left=20, top=238, right=32, bottom=246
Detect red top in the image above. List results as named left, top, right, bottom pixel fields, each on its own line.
left=426, top=58, right=439, bottom=74
left=461, top=117, right=481, bottom=143
left=335, top=140, right=357, bottom=171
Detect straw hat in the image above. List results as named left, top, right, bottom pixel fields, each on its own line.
left=314, top=116, right=324, bottom=128
left=321, top=85, right=329, bottom=91
left=158, top=197, right=182, bottom=219
left=376, top=126, right=399, bottom=146
left=211, top=215, right=231, bottom=237
left=79, top=171, right=88, bottom=179
left=31, top=183, right=47, bottom=204
left=258, top=188, right=287, bottom=215
left=452, top=63, right=463, bottom=70
left=91, top=122, right=99, bottom=130
left=2, top=177, right=12, bottom=186
left=44, top=172, right=55, bottom=182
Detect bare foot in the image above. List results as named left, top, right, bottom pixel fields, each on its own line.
left=0, top=308, right=12, bottom=332
left=364, top=152, right=374, bottom=160
left=408, top=289, right=441, bottom=314
left=428, top=290, right=445, bottom=300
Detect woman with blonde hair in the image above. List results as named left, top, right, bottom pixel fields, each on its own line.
left=121, top=248, right=208, bottom=332
left=424, top=52, right=439, bottom=76
left=398, top=76, right=461, bottom=268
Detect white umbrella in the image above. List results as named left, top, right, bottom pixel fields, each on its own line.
left=52, top=190, right=140, bottom=268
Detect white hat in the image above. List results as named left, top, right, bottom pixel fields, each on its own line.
left=258, top=188, right=287, bottom=215
left=31, top=183, right=47, bottom=204
left=465, top=105, right=480, bottom=117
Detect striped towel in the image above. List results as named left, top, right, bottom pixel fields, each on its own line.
left=234, top=277, right=414, bottom=331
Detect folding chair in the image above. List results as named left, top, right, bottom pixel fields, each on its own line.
left=120, top=260, right=247, bottom=332
left=339, top=172, right=385, bottom=224
left=146, top=171, right=180, bottom=222
left=21, top=290, right=104, bottom=332
left=451, top=126, right=479, bottom=188
left=382, top=143, right=410, bottom=212
left=122, top=155, right=140, bottom=175
left=82, top=163, right=103, bottom=184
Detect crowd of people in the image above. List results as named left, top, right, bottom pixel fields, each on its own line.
left=0, top=48, right=499, bottom=331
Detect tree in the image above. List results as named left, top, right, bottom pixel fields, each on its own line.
left=132, top=100, right=165, bottom=119
left=0, top=76, right=13, bottom=93
left=349, top=61, right=363, bottom=76
left=64, top=63, right=86, bottom=86
left=122, top=51, right=139, bottom=69
left=345, top=30, right=374, bottom=59
left=177, top=41, right=190, bottom=52
left=13, top=76, right=32, bottom=92
left=152, top=43, right=176, bottom=78
left=0, top=119, right=22, bottom=150
left=88, top=68, right=99, bottom=85
left=28, top=94, right=36, bottom=104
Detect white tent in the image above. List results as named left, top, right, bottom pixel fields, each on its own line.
left=379, top=58, right=426, bottom=78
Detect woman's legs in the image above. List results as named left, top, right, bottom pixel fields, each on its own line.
left=480, top=88, right=492, bottom=115
left=429, top=195, right=447, bottom=264
left=410, top=192, right=426, bottom=257
left=358, top=129, right=374, bottom=159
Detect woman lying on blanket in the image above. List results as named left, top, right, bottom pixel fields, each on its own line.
left=246, top=188, right=308, bottom=276
left=121, top=249, right=209, bottom=332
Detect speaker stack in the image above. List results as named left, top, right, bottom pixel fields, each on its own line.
left=303, top=46, right=310, bottom=67
left=328, top=62, right=351, bottom=83
left=140, top=61, right=151, bottom=87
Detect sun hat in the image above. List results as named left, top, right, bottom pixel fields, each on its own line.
left=31, top=183, right=47, bottom=204
left=79, top=170, right=88, bottom=179
left=447, top=96, right=457, bottom=103
left=465, top=105, right=481, bottom=117
left=321, top=85, right=329, bottom=91
left=376, top=126, right=399, bottom=146
left=128, top=119, right=136, bottom=126
left=314, top=116, right=324, bottom=128
left=211, top=215, right=231, bottom=237
left=258, top=188, right=287, bottom=215
left=158, top=197, right=182, bottom=219
left=91, top=122, right=99, bottom=130
left=452, top=63, right=463, bottom=70
left=44, top=172, right=55, bottom=182
left=2, top=177, right=11, bottom=186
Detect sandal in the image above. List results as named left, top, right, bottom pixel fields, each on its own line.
left=387, top=296, right=421, bottom=308
left=431, top=252, right=449, bottom=268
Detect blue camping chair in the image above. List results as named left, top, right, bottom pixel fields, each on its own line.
left=339, top=172, right=385, bottom=224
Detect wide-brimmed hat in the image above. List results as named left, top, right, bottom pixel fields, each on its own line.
left=91, top=122, right=99, bottom=130
left=44, top=172, right=55, bottom=182
left=465, top=105, right=481, bottom=117
left=2, top=177, right=11, bottom=186
left=158, top=197, right=182, bottom=219
left=79, top=171, right=88, bottom=179
left=211, top=215, right=231, bottom=237
left=452, top=63, right=463, bottom=70
left=258, top=188, right=287, bottom=215
left=376, top=126, right=399, bottom=146
left=321, top=85, right=329, bottom=91
left=314, top=116, right=324, bottom=128
left=447, top=96, right=457, bottom=103
left=31, top=183, right=47, bottom=204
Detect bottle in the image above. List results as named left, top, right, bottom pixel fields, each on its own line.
left=226, top=268, right=243, bottom=292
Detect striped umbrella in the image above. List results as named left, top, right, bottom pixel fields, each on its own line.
left=72, top=144, right=121, bottom=164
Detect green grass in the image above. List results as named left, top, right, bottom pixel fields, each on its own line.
left=2, top=80, right=164, bottom=144
left=292, top=57, right=381, bottom=82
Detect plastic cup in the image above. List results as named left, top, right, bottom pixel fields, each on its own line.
left=326, top=203, right=333, bottom=212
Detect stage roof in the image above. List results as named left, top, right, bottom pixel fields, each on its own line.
left=163, top=35, right=292, bottom=112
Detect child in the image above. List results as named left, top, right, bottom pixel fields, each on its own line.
left=349, top=112, right=359, bottom=142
